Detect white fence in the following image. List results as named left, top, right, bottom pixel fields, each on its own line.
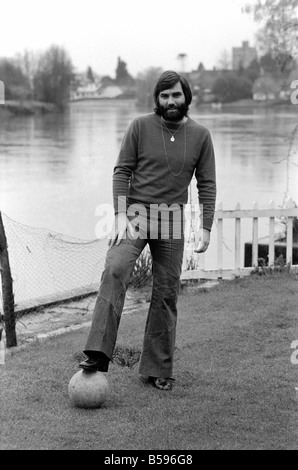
left=181, top=198, right=298, bottom=280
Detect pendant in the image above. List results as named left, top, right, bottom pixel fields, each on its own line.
left=170, top=136, right=175, bottom=142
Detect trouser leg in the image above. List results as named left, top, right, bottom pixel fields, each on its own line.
left=138, top=236, right=184, bottom=379
left=84, top=237, right=146, bottom=360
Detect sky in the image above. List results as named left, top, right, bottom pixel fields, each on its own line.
left=0, top=0, right=260, bottom=77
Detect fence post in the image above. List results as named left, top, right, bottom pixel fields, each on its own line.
left=217, top=202, right=223, bottom=279
left=268, top=200, right=275, bottom=266
left=235, top=202, right=241, bottom=277
left=286, top=197, right=294, bottom=265
left=252, top=202, right=259, bottom=267
left=0, top=212, right=17, bottom=348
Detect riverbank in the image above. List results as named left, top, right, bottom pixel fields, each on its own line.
left=0, top=100, right=58, bottom=117
left=195, top=98, right=298, bottom=112
left=1, top=98, right=296, bottom=118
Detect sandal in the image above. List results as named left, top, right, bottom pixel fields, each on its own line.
left=149, top=376, right=173, bottom=391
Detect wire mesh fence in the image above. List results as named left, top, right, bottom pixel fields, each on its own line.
left=1, top=213, right=109, bottom=314
left=0, top=212, right=155, bottom=315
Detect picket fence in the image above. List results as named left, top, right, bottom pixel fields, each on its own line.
left=181, top=198, right=298, bottom=280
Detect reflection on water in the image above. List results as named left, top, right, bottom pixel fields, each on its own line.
left=0, top=101, right=297, bottom=248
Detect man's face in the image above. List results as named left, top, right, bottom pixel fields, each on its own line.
left=157, top=82, right=188, bottom=122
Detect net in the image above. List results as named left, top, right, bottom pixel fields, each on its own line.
left=1, top=213, right=109, bottom=313
left=0, top=205, right=198, bottom=317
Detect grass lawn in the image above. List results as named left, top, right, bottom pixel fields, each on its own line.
left=1, top=272, right=298, bottom=450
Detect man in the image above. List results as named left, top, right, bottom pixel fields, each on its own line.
left=79, top=70, right=216, bottom=391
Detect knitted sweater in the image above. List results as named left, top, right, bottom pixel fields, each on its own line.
left=113, top=112, right=216, bottom=231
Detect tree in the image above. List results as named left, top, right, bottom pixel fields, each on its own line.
left=34, top=45, right=74, bottom=111
left=0, top=58, right=29, bottom=100
left=260, top=52, right=281, bottom=75
left=136, top=67, right=164, bottom=108
left=212, top=73, right=253, bottom=103
left=245, top=58, right=262, bottom=82
left=217, top=49, right=231, bottom=70
left=244, top=0, right=298, bottom=71
left=244, top=1, right=298, bottom=208
left=252, top=74, right=281, bottom=98
left=115, top=56, right=134, bottom=86
left=15, top=49, right=40, bottom=99
left=87, top=66, right=95, bottom=83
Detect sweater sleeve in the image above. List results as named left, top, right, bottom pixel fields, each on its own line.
left=112, top=119, right=138, bottom=214
left=194, top=131, right=217, bottom=231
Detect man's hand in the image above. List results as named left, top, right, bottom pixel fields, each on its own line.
left=109, top=213, right=134, bottom=246
left=194, top=228, right=210, bottom=253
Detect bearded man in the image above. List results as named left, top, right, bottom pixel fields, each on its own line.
left=79, top=70, right=216, bottom=391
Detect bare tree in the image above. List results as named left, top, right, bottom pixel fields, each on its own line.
left=217, top=49, right=231, bottom=70
left=136, top=67, right=164, bottom=107
left=87, top=66, right=95, bottom=83
left=34, top=45, right=74, bottom=111
left=244, top=1, right=298, bottom=208
left=244, top=0, right=298, bottom=71
left=15, top=49, right=40, bottom=99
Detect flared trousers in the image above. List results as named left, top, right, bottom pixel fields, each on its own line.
left=84, top=230, right=184, bottom=379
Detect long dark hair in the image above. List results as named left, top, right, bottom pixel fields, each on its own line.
left=153, top=70, right=192, bottom=114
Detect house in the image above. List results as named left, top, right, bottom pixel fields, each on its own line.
left=97, top=85, right=123, bottom=99
left=70, top=83, right=123, bottom=101
left=187, top=68, right=231, bottom=103
left=252, top=75, right=281, bottom=101
left=232, top=41, right=257, bottom=70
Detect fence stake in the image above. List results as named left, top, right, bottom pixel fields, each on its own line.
left=268, top=200, right=275, bottom=266
left=217, top=202, right=223, bottom=279
left=286, top=197, right=294, bottom=265
left=0, top=212, right=17, bottom=347
left=286, top=217, right=293, bottom=265
left=252, top=202, right=259, bottom=267
left=235, top=202, right=241, bottom=276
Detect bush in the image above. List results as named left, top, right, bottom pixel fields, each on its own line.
left=212, top=73, right=253, bottom=103
left=129, top=248, right=152, bottom=288
left=0, top=58, right=30, bottom=100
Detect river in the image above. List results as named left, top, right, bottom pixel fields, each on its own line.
left=0, top=100, right=297, bottom=269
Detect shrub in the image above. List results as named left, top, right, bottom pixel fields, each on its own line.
left=129, top=248, right=152, bottom=288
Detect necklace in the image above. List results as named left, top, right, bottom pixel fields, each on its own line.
left=161, top=118, right=187, bottom=177
left=161, top=118, right=185, bottom=142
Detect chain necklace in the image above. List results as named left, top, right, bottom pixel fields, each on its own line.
left=161, top=118, right=187, bottom=177
left=161, top=118, right=185, bottom=142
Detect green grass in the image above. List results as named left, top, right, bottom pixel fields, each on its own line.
left=1, top=272, right=298, bottom=450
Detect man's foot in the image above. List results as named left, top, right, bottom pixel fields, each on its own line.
left=79, top=352, right=109, bottom=372
left=149, top=376, right=173, bottom=391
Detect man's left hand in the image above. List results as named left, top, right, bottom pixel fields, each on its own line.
left=194, top=228, right=210, bottom=253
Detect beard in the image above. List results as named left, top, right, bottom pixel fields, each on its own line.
left=156, top=101, right=189, bottom=122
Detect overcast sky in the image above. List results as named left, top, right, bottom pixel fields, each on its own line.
left=0, top=0, right=259, bottom=76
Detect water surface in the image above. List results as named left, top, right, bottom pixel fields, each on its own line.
left=0, top=101, right=297, bottom=268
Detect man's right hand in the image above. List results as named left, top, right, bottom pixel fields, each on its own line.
left=109, top=213, right=135, bottom=246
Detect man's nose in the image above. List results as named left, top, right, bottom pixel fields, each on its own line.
left=167, top=96, right=175, bottom=106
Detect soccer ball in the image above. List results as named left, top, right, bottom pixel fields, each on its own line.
left=68, top=370, right=109, bottom=408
